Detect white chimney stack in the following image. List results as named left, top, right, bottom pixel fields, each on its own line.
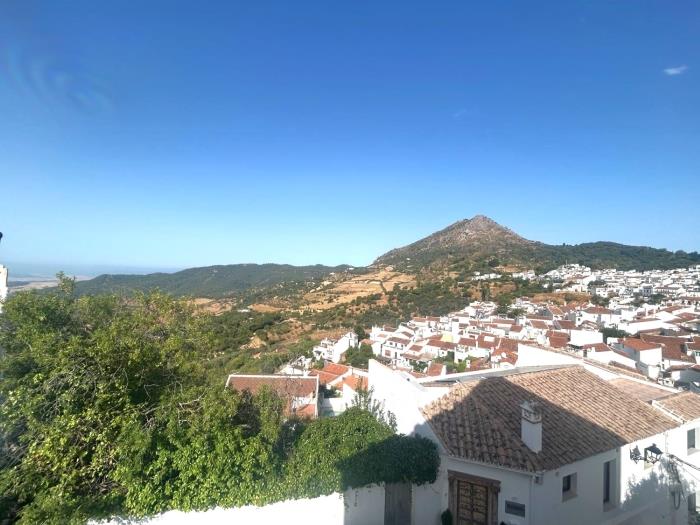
left=521, top=400, right=542, bottom=453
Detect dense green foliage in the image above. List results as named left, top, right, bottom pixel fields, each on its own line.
left=0, top=284, right=439, bottom=524
left=601, top=327, right=630, bottom=343
left=343, top=343, right=374, bottom=368
left=72, top=263, right=350, bottom=298
left=549, top=242, right=700, bottom=272
left=283, top=408, right=438, bottom=497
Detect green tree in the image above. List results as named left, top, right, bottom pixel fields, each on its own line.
left=354, top=325, right=368, bottom=341
left=0, top=283, right=213, bottom=522
left=344, top=343, right=374, bottom=368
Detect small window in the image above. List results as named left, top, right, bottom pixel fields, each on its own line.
left=688, top=429, right=697, bottom=453
left=505, top=500, right=526, bottom=517
left=562, top=473, right=577, bottom=501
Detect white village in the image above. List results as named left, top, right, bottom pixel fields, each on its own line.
left=195, top=262, right=700, bottom=525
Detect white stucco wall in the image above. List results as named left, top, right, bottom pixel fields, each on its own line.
left=515, top=343, right=580, bottom=367
left=93, top=486, right=386, bottom=525
left=570, top=329, right=604, bottom=347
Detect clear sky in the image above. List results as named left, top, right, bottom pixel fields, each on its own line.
left=1, top=1, right=698, bottom=274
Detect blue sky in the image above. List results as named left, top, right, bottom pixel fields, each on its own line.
left=1, top=1, right=698, bottom=274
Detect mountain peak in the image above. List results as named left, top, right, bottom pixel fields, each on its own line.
left=469, top=214, right=495, bottom=223
left=373, top=215, right=536, bottom=268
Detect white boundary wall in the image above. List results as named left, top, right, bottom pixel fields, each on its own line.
left=93, top=486, right=385, bottom=525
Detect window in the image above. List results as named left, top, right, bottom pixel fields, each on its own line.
left=603, top=460, right=616, bottom=510
left=505, top=500, right=526, bottom=517
left=562, top=473, right=577, bottom=501
left=688, top=428, right=697, bottom=454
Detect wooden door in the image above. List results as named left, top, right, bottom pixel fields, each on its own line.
left=449, top=472, right=499, bottom=525
left=456, top=478, right=488, bottom=524
left=384, top=482, right=412, bottom=525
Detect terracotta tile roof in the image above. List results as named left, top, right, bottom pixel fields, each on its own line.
left=342, top=375, right=367, bottom=391
left=548, top=336, right=569, bottom=349
left=308, top=362, right=351, bottom=385
left=421, top=366, right=677, bottom=472
left=665, top=364, right=692, bottom=372
left=608, top=378, right=675, bottom=403
left=641, top=334, right=693, bottom=362
left=323, top=362, right=350, bottom=376
left=555, top=320, right=577, bottom=330
left=296, top=403, right=318, bottom=418
left=623, top=338, right=661, bottom=352
left=497, top=338, right=519, bottom=353
left=654, top=392, right=700, bottom=423
left=426, top=363, right=446, bottom=377
left=428, top=340, right=457, bottom=350
left=582, top=342, right=611, bottom=352
left=309, top=369, right=338, bottom=386
left=584, top=306, right=613, bottom=315
left=226, top=374, right=319, bottom=417
left=227, top=374, right=318, bottom=397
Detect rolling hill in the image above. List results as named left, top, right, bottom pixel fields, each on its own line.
left=70, top=216, right=699, bottom=299
left=73, top=263, right=350, bottom=298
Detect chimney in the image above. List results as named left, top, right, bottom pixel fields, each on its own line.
left=521, top=400, right=542, bottom=453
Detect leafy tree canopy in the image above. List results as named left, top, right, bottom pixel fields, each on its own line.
left=0, top=282, right=439, bottom=524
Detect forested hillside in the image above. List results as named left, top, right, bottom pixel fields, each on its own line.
left=73, top=263, right=350, bottom=298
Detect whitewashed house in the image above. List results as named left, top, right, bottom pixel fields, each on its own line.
left=614, top=338, right=663, bottom=379
left=312, top=331, right=359, bottom=363
left=369, top=360, right=700, bottom=525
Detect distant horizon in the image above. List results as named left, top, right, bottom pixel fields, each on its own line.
left=3, top=213, right=699, bottom=278
left=1, top=1, right=698, bottom=270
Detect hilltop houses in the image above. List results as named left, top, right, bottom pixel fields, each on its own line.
left=312, top=331, right=359, bottom=363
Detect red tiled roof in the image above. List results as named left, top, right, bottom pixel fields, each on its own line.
left=343, top=375, right=367, bottom=391
left=498, top=338, right=519, bottom=353
left=226, top=374, right=319, bottom=417
left=654, top=392, right=700, bottom=423
left=309, top=369, right=338, bottom=386
left=641, top=334, right=693, bottom=362
left=226, top=374, right=318, bottom=397
left=582, top=342, right=611, bottom=352
left=584, top=306, right=613, bottom=315
left=324, top=362, right=350, bottom=376
left=426, top=363, right=446, bottom=377
left=422, top=367, right=677, bottom=472
left=548, top=336, right=569, bottom=349
left=623, top=338, right=661, bottom=352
